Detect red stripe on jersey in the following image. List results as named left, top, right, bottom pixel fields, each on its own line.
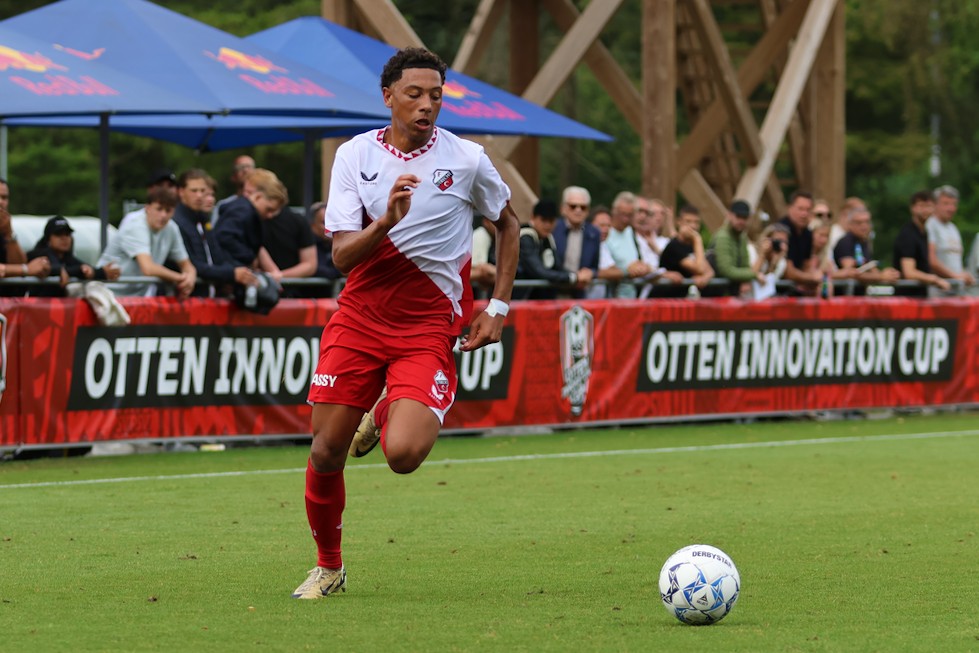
left=459, top=257, right=474, bottom=328
left=338, top=236, right=461, bottom=338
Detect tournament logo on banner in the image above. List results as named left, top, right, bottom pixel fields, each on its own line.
left=559, top=305, right=594, bottom=416
left=0, top=313, right=7, bottom=405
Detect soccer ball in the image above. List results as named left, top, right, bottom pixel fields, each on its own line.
left=658, top=544, right=740, bottom=625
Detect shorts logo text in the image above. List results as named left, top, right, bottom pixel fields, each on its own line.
left=311, top=373, right=337, bottom=387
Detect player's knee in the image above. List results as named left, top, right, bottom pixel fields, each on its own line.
left=385, top=449, right=424, bottom=474
left=309, top=434, right=347, bottom=472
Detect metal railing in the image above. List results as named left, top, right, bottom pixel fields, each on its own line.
left=0, top=274, right=968, bottom=298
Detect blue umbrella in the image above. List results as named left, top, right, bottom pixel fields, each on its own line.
left=0, top=25, right=215, bottom=117
left=1, top=0, right=387, bottom=119
left=248, top=17, right=611, bottom=141
left=0, top=22, right=220, bottom=245
left=2, top=14, right=611, bottom=146
left=2, top=113, right=385, bottom=150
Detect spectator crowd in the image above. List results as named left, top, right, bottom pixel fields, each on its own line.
left=504, top=185, right=979, bottom=300
left=0, top=159, right=343, bottom=304
left=2, top=164, right=978, bottom=303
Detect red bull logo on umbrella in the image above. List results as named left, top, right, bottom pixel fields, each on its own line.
left=440, top=76, right=524, bottom=121
left=443, top=80, right=480, bottom=100
left=205, top=46, right=333, bottom=97
left=0, top=44, right=67, bottom=72
left=207, top=47, right=286, bottom=74
left=1, top=43, right=118, bottom=96
left=53, top=44, right=105, bottom=61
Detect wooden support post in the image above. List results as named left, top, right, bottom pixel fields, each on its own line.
left=811, top=0, right=845, bottom=211
left=453, top=0, right=505, bottom=73
left=734, top=0, right=838, bottom=208
left=509, top=0, right=540, bottom=191
left=320, top=0, right=359, bottom=200
left=643, top=0, right=675, bottom=204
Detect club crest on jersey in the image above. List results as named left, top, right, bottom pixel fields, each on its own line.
left=360, top=171, right=378, bottom=184
left=433, top=169, right=454, bottom=191
left=433, top=369, right=450, bottom=394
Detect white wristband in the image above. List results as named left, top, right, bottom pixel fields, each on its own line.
left=485, top=298, right=509, bottom=318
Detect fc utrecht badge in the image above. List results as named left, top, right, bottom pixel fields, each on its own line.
left=434, top=369, right=450, bottom=394
left=559, top=305, right=594, bottom=417
left=433, top=169, right=454, bottom=191
left=0, top=313, right=7, bottom=406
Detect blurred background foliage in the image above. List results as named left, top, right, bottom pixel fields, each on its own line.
left=2, top=0, right=978, bottom=257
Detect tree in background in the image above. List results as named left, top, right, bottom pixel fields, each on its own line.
left=1, top=0, right=978, bottom=255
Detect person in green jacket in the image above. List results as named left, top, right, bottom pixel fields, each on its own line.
left=710, top=199, right=765, bottom=296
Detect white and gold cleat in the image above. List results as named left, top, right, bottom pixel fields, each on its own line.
left=348, top=388, right=387, bottom=458
left=291, top=565, right=347, bottom=599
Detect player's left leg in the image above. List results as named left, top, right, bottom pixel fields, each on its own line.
left=296, top=317, right=386, bottom=599
left=374, top=334, right=456, bottom=474
left=292, top=405, right=362, bottom=599
left=382, top=399, right=442, bottom=474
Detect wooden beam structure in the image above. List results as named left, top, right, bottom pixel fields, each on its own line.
left=810, top=0, right=846, bottom=212
left=643, top=0, right=676, bottom=204
left=320, top=0, right=846, bottom=231
left=735, top=0, right=838, bottom=207
left=452, top=0, right=505, bottom=73
left=508, top=0, right=540, bottom=190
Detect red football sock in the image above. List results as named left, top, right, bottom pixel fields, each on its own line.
left=376, top=395, right=391, bottom=456
left=304, top=460, right=345, bottom=569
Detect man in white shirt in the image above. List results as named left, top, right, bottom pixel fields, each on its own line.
left=927, top=185, right=975, bottom=292
left=604, top=191, right=652, bottom=298
left=98, top=187, right=196, bottom=297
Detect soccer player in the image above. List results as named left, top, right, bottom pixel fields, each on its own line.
left=293, top=48, right=520, bottom=599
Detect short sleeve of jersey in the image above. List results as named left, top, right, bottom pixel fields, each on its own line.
left=470, top=149, right=510, bottom=222
left=325, top=141, right=367, bottom=233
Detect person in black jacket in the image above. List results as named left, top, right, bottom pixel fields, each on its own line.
left=515, top=200, right=579, bottom=300
left=214, top=168, right=288, bottom=268
left=291, top=201, right=342, bottom=298
left=171, top=168, right=257, bottom=297
left=26, top=216, right=120, bottom=296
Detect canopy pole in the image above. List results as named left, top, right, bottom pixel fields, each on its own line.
left=303, top=130, right=315, bottom=215
left=99, top=114, right=110, bottom=251
left=0, top=125, right=8, bottom=180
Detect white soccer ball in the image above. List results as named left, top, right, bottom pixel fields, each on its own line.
left=658, top=544, right=740, bottom=625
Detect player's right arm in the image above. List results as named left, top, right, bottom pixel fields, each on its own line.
left=332, top=174, right=419, bottom=274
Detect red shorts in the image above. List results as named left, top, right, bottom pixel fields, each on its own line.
left=307, top=310, right=458, bottom=423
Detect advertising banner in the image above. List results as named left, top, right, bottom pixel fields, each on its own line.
left=1, top=296, right=975, bottom=449
left=445, top=298, right=974, bottom=428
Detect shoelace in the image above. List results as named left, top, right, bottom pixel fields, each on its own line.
left=297, top=568, right=328, bottom=591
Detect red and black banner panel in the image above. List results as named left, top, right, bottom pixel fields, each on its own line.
left=1, top=296, right=975, bottom=449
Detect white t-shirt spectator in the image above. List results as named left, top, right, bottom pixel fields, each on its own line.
left=98, top=213, right=189, bottom=297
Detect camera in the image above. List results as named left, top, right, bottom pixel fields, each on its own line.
left=771, top=239, right=784, bottom=253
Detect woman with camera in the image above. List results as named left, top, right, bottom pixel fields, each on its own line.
left=748, top=223, right=791, bottom=299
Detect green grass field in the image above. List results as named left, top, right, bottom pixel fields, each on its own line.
left=2, top=413, right=979, bottom=652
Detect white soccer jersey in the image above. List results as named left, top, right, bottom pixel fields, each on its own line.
left=326, top=127, right=510, bottom=337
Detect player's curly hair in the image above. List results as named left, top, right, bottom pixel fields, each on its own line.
left=380, top=47, right=447, bottom=89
